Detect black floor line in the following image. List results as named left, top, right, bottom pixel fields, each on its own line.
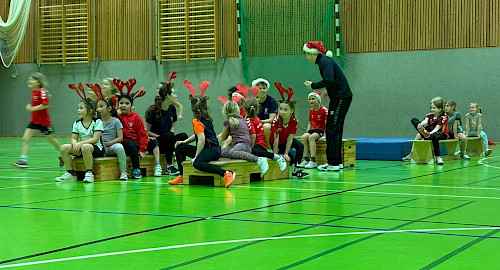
left=464, top=175, right=500, bottom=185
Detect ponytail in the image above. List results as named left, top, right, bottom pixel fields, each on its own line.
left=229, top=116, right=239, bottom=129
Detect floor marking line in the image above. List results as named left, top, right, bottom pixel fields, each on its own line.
left=301, top=180, right=500, bottom=191
left=0, top=183, right=53, bottom=190
left=1, top=227, right=498, bottom=269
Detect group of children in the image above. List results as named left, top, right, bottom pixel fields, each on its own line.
left=403, top=97, right=492, bottom=164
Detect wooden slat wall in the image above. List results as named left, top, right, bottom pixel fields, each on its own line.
left=341, top=0, right=500, bottom=53
left=221, top=0, right=238, bottom=57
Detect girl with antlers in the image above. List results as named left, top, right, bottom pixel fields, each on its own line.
left=146, top=71, right=188, bottom=176
left=304, top=41, right=353, bottom=172
left=55, top=83, right=105, bottom=183
left=168, top=80, right=236, bottom=188
left=115, top=78, right=163, bottom=179
left=270, top=82, right=309, bottom=178
left=13, top=73, right=64, bottom=168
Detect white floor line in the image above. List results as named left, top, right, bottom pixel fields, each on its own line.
left=230, top=186, right=500, bottom=200
left=478, top=156, right=500, bottom=170
left=1, top=226, right=498, bottom=268
left=0, top=182, right=53, bottom=190
left=0, top=176, right=42, bottom=180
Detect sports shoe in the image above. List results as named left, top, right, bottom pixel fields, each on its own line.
left=224, top=171, right=236, bottom=188
left=418, top=126, right=430, bottom=138
left=58, top=156, right=64, bottom=167
left=119, top=172, right=128, bottom=181
left=461, top=153, right=471, bottom=160
left=55, top=172, right=77, bottom=182
left=168, top=175, right=183, bottom=185
left=257, top=157, right=269, bottom=176
left=154, top=164, right=162, bottom=177
left=339, top=164, right=344, bottom=169
left=131, top=168, right=142, bottom=179
left=402, top=154, right=412, bottom=162
left=454, top=150, right=462, bottom=156
left=304, top=161, right=318, bottom=169
left=276, top=155, right=287, bottom=171
left=83, top=171, right=95, bottom=183
left=318, top=164, right=340, bottom=171
left=166, top=165, right=180, bottom=176
left=317, top=163, right=329, bottom=170
left=292, top=169, right=309, bottom=178
left=12, top=160, right=28, bottom=168
left=297, top=160, right=309, bottom=168
left=486, top=149, right=492, bottom=156
left=436, top=156, right=444, bottom=165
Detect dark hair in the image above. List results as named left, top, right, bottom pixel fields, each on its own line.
left=146, top=83, right=174, bottom=120
left=243, top=98, right=260, bottom=118
left=279, top=99, right=296, bottom=114
left=117, top=94, right=133, bottom=105
left=97, top=99, right=117, bottom=117
left=227, top=86, right=238, bottom=99
left=190, top=95, right=212, bottom=122
left=80, top=98, right=96, bottom=118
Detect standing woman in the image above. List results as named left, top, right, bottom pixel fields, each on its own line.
left=303, top=41, right=353, bottom=172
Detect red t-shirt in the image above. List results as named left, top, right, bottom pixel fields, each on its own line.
left=309, top=106, right=328, bottom=131
left=30, top=88, right=52, bottom=126
left=247, top=116, right=267, bottom=149
left=239, top=106, right=246, bottom=117
left=269, top=115, right=298, bottom=145
left=118, top=112, right=149, bottom=152
left=425, top=113, right=449, bottom=136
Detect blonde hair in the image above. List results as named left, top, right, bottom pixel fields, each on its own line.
left=431, top=96, right=444, bottom=115
left=222, top=101, right=240, bottom=129
left=103, top=77, right=119, bottom=95
left=469, top=102, right=482, bottom=113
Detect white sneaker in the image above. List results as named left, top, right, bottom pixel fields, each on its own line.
left=436, top=156, right=444, bottom=165
left=454, top=150, right=461, bottom=156
left=317, top=163, right=329, bottom=170
left=55, top=172, right=77, bottom=182
left=461, top=153, right=470, bottom=160
left=297, top=160, right=309, bottom=168
left=83, top=171, right=95, bottom=183
left=276, top=155, right=287, bottom=171
left=257, top=157, right=269, bottom=176
left=318, top=164, right=340, bottom=171
left=486, top=149, right=492, bottom=156
left=339, top=164, right=344, bottom=169
left=304, top=161, right=318, bottom=169
left=154, top=164, right=162, bottom=177
left=119, top=172, right=128, bottom=181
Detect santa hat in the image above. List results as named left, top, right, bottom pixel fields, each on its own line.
left=303, top=41, right=333, bottom=58
left=308, top=91, right=322, bottom=104
left=251, top=78, right=270, bottom=89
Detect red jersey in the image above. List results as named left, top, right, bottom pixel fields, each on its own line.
left=239, top=106, right=246, bottom=117
left=309, top=106, right=328, bottom=131
left=30, top=88, right=52, bottom=126
left=118, top=112, right=150, bottom=152
left=424, top=113, right=449, bottom=136
left=247, top=116, right=267, bottom=149
left=269, top=115, right=298, bottom=145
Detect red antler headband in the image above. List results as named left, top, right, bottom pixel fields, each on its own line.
left=68, top=82, right=95, bottom=108
left=167, top=71, right=177, bottom=86
left=184, top=80, right=211, bottom=96
left=113, top=78, right=146, bottom=100
left=274, top=82, right=294, bottom=101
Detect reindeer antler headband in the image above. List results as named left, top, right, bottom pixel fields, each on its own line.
left=85, top=83, right=114, bottom=107
left=184, top=80, right=210, bottom=98
left=113, top=78, right=146, bottom=102
left=68, top=82, right=95, bottom=109
left=274, top=82, right=294, bottom=101
left=167, top=71, right=177, bottom=86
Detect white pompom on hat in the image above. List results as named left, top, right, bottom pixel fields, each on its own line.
left=303, top=41, right=333, bottom=58
left=251, top=78, right=270, bottom=89
left=308, top=91, right=322, bottom=104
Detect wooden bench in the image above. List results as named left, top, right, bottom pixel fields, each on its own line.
left=408, top=139, right=458, bottom=164
left=314, top=138, right=357, bottom=166
left=72, top=155, right=168, bottom=181
left=466, top=137, right=483, bottom=157
left=182, top=158, right=289, bottom=186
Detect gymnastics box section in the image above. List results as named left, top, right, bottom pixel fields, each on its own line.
left=354, top=137, right=413, bottom=161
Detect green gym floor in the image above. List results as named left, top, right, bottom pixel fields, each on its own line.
left=1, top=137, right=499, bottom=269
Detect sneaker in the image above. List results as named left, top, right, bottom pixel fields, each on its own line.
left=276, top=155, right=287, bottom=171
left=257, top=157, right=269, bottom=176
left=58, top=156, right=64, bottom=167
left=454, top=150, right=462, bottom=156
left=297, top=160, right=309, bottom=168
left=318, top=165, right=340, bottom=171
left=83, top=171, right=95, bottom=183
left=55, top=172, right=77, bottom=182
left=317, top=163, right=329, bottom=170
left=224, top=171, right=236, bottom=188
left=486, top=149, right=492, bottom=156
left=168, top=175, right=184, bottom=185
left=119, top=172, right=128, bottom=181
left=339, top=164, right=344, bottom=169
left=12, top=160, right=28, bottom=168
left=131, top=168, right=142, bottom=179
left=166, top=165, right=180, bottom=176
left=154, top=164, right=162, bottom=177
left=461, top=153, right=471, bottom=160
left=292, top=169, right=309, bottom=178
left=304, top=161, right=318, bottom=169
left=402, top=154, right=412, bottom=162
left=436, top=156, right=444, bottom=165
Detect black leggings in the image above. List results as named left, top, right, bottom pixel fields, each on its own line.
left=252, top=144, right=274, bottom=159
left=326, top=97, right=352, bottom=165
left=175, top=144, right=225, bottom=176
left=277, top=138, right=304, bottom=166
left=157, top=132, right=189, bottom=164
left=411, top=118, right=447, bottom=156
left=124, top=140, right=140, bottom=169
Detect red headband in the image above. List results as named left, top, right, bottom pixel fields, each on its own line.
left=167, top=71, right=177, bottom=86
left=184, top=80, right=210, bottom=96
left=274, top=82, right=294, bottom=101
left=113, top=78, right=146, bottom=99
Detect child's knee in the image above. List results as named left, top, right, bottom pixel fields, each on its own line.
left=81, top=144, right=94, bottom=153
left=301, top=133, right=310, bottom=141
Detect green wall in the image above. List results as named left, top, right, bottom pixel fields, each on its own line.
left=1, top=48, right=499, bottom=141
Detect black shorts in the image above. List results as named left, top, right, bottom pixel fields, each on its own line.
left=307, top=129, right=324, bottom=137
left=27, top=122, right=54, bottom=135
left=73, top=144, right=105, bottom=158
left=147, top=138, right=159, bottom=153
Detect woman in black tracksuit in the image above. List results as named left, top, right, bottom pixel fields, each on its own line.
left=303, top=41, right=353, bottom=171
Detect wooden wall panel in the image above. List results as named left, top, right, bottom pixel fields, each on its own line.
left=221, top=0, right=238, bottom=57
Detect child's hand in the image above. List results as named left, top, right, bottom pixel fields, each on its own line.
left=139, top=151, right=146, bottom=158
left=178, top=115, right=183, bottom=121
left=304, top=81, right=313, bottom=90
left=318, top=136, right=326, bottom=141
left=175, top=141, right=184, bottom=148
left=25, top=104, right=33, bottom=112
left=283, top=154, right=291, bottom=161
left=103, top=141, right=112, bottom=147
left=73, top=142, right=82, bottom=154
